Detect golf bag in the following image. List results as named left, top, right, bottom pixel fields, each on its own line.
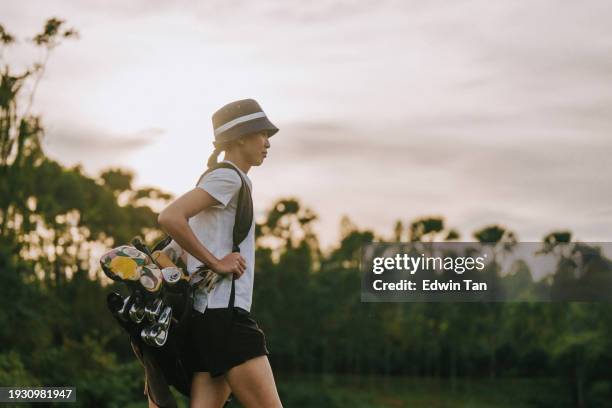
left=101, top=162, right=253, bottom=407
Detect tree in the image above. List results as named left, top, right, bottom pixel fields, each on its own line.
left=0, top=19, right=77, bottom=260
left=473, top=224, right=518, bottom=378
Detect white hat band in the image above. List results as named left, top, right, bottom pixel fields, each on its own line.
left=213, top=111, right=267, bottom=136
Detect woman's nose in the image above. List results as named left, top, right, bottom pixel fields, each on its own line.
left=264, top=136, right=271, bottom=148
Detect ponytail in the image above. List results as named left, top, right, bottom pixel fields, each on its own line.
left=207, top=145, right=222, bottom=168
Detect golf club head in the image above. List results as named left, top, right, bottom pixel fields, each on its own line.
left=141, top=324, right=168, bottom=347
left=129, top=301, right=145, bottom=324
left=152, top=325, right=168, bottom=347
left=144, top=298, right=164, bottom=322
left=117, top=295, right=131, bottom=321
left=157, top=306, right=173, bottom=330
left=141, top=326, right=155, bottom=346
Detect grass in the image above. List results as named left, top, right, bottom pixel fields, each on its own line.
left=160, top=374, right=574, bottom=408
left=269, top=374, right=570, bottom=408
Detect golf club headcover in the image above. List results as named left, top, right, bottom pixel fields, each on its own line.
left=139, top=263, right=163, bottom=293
left=100, top=245, right=150, bottom=282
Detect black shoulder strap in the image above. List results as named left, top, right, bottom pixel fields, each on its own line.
left=198, top=162, right=253, bottom=309
left=198, top=162, right=254, bottom=252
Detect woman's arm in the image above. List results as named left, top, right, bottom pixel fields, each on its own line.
left=157, top=188, right=246, bottom=278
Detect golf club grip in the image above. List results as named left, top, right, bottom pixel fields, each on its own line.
left=152, top=250, right=177, bottom=268
left=131, top=237, right=152, bottom=257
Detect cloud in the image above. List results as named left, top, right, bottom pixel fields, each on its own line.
left=45, top=125, right=164, bottom=150
left=42, top=124, right=164, bottom=173
left=259, top=119, right=612, bottom=244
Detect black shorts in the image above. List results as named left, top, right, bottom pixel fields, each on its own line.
left=185, top=306, right=270, bottom=378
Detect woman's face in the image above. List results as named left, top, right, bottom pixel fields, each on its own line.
left=241, top=131, right=271, bottom=166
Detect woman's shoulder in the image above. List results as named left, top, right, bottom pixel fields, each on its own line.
left=195, top=167, right=243, bottom=208
left=198, top=166, right=242, bottom=188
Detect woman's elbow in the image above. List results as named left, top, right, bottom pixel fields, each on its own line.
left=157, top=209, right=172, bottom=230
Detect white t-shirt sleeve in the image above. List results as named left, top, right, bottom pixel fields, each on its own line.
left=197, top=168, right=241, bottom=207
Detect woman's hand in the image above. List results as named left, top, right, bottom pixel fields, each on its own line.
left=212, top=252, right=247, bottom=279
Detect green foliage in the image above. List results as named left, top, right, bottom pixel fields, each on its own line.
left=543, top=231, right=572, bottom=245
left=100, top=168, right=134, bottom=195
left=31, top=337, right=143, bottom=407
left=0, top=352, right=39, bottom=386
left=410, top=216, right=444, bottom=241
left=31, top=18, right=79, bottom=48
left=0, top=24, right=16, bottom=45
left=474, top=225, right=511, bottom=243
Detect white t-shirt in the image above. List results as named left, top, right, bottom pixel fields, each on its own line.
left=186, top=160, right=255, bottom=313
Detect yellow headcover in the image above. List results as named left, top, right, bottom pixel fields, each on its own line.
left=100, top=245, right=150, bottom=281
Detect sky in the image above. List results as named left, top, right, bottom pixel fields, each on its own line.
left=2, top=0, right=612, bottom=249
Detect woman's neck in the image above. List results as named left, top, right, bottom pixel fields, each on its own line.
left=223, top=152, right=251, bottom=174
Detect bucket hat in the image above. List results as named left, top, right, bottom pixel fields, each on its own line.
left=212, top=99, right=279, bottom=147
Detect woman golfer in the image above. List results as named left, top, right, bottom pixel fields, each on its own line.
left=158, top=99, right=283, bottom=408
